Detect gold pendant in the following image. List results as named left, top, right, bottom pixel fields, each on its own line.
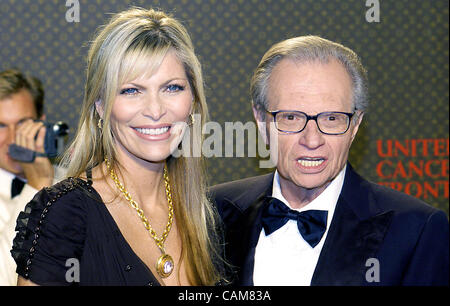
left=156, top=253, right=174, bottom=278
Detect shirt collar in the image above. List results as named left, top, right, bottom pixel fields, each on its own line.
left=0, top=168, right=16, bottom=196
left=0, top=168, right=27, bottom=197
left=272, top=164, right=347, bottom=214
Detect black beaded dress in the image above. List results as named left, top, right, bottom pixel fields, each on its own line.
left=11, top=176, right=163, bottom=286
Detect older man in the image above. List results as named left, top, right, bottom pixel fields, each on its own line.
left=211, top=36, right=449, bottom=286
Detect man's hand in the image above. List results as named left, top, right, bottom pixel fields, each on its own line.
left=14, top=120, right=54, bottom=190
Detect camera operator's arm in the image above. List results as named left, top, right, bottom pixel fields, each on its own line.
left=15, top=120, right=54, bottom=190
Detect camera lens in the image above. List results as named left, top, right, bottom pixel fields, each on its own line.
left=52, top=121, right=69, bottom=136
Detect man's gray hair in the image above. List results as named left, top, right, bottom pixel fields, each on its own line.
left=250, top=35, right=369, bottom=117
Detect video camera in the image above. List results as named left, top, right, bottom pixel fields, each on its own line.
left=8, top=121, right=69, bottom=163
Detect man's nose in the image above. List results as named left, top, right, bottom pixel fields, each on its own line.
left=7, top=126, right=16, bottom=143
left=298, top=119, right=325, bottom=149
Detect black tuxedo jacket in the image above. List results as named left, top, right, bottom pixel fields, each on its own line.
left=210, top=164, right=449, bottom=285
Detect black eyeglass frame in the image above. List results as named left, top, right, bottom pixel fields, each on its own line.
left=265, top=110, right=356, bottom=135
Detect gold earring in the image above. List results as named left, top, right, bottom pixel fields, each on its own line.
left=98, top=118, right=103, bottom=129
left=189, top=113, right=195, bottom=126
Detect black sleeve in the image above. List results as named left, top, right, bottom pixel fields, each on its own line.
left=11, top=179, right=87, bottom=286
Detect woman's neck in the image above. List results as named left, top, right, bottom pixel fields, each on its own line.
left=106, top=151, right=168, bottom=211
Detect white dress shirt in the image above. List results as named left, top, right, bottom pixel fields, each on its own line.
left=253, top=165, right=346, bottom=286
left=0, top=168, right=39, bottom=286
left=1, top=165, right=66, bottom=286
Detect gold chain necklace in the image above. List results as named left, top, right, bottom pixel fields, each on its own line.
left=104, top=158, right=175, bottom=278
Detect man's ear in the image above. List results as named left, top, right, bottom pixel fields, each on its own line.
left=350, top=111, right=364, bottom=142
left=253, top=104, right=269, bottom=145
left=95, top=100, right=104, bottom=118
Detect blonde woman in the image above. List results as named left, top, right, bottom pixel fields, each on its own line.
left=11, top=7, right=226, bottom=286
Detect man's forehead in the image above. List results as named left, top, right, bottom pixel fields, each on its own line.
left=0, top=90, right=38, bottom=122
left=267, top=58, right=353, bottom=109
left=270, top=58, right=351, bottom=87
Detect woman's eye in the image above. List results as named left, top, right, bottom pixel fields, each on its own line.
left=119, top=88, right=140, bottom=95
left=166, top=84, right=185, bottom=93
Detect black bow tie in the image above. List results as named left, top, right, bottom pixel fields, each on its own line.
left=261, top=197, right=328, bottom=248
left=11, top=177, right=25, bottom=198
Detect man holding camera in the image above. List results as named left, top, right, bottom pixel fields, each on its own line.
left=0, top=69, right=55, bottom=285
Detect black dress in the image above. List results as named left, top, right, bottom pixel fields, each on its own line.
left=11, top=176, right=166, bottom=286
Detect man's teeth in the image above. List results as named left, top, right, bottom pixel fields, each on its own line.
left=297, top=159, right=324, bottom=167
left=135, top=126, right=169, bottom=135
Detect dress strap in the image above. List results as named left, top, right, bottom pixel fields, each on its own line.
left=86, top=168, right=93, bottom=184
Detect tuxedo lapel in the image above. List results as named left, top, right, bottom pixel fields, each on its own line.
left=311, top=165, right=394, bottom=285
left=311, top=197, right=393, bottom=285
left=238, top=193, right=271, bottom=285
left=218, top=174, right=273, bottom=286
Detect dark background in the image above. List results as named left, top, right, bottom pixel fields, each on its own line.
left=0, top=0, right=448, bottom=214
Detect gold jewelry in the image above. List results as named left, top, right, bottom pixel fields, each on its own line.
left=189, top=113, right=195, bottom=126
left=104, top=158, right=175, bottom=278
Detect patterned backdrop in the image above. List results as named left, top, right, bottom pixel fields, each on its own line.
left=0, top=0, right=448, bottom=214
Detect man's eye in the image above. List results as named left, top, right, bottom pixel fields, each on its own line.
left=166, top=84, right=185, bottom=92
left=281, top=113, right=298, bottom=120
left=120, top=88, right=140, bottom=95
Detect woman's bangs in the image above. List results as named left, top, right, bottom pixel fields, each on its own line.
left=118, top=43, right=170, bottom=86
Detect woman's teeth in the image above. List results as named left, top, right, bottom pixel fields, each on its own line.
left=297, top=158, right=324, bottom=167
left=135, top=126, right=170, bottom=135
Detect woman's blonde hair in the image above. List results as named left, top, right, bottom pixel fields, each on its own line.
left=60, top=7, right=224, bottom=285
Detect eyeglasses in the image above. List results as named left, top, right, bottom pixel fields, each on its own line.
left=266, top=110, right=356, bottom=135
